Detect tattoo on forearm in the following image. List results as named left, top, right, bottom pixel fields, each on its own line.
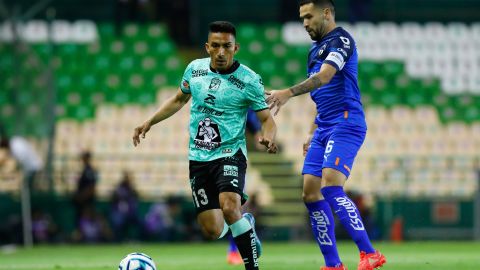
left=290, top=76, right=323, bottom=96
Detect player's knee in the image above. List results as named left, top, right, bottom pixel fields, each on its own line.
left=221, top=202, right=241, bottom=223
left=302, top=191, right=323, bottom=203
left=200, top=224, right=222, bottom=240
left=322, top=168, right=347, bottom=186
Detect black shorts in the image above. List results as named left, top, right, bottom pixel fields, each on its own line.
left=189, top=150, right=247, bottom=214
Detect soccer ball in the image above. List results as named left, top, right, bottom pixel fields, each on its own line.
left=118, top=252, right=157, bottom=270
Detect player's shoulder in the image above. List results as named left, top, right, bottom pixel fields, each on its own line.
left=185, top=58, right=210, bottom=71
left=327, top=27, right=355, bottom=47
left=237, top=62, right=263, bottom=86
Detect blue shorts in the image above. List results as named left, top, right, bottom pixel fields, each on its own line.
left=302, top=124, right=366, bottom=178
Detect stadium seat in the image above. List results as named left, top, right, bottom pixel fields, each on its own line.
left=23, top=20, right=49, bottom=43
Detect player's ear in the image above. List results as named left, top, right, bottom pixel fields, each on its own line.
left=205, top=42, right=210, bottom=54
left=234, top=43, right=240, bottom=54
left=324, top=8, right=333, bottom=20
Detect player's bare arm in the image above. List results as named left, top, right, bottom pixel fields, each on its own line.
left=255, top=109, right=278, bottom=153
left=266, top=63, right=336, bottom=115
left=133, top=88, right=191, bottom=146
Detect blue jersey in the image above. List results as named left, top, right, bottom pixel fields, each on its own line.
left=307, top=27, right=366, bottom=129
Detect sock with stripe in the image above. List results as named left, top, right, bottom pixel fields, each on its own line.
left=230, top=217, right=259, bottom=270
left=218, top=221, right=229, bottom=239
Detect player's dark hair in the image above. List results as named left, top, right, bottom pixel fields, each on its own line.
left=208, top=21, right=236, bottom=38
left=298, top=0, right=335, bottom=15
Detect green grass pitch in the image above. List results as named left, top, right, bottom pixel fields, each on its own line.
left=1, top=241, right=479, bottom=270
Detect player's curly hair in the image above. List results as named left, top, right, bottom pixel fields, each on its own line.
left=298, top=0, right=335, bottom=15
left=209, top=21, right=236, bottom=38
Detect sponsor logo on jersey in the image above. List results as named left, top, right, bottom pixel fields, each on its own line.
left=337, top=48, right=348, bottom=57
left=194, top=117, right=221, bottom=150
left=204, top=94, right=216, bottom=105
left=340, top=36, right=351, bottom=49
left=208, top=78, right=221, bottom=90
left=198, top=105, right=223, bottom=116
left=228, top=75, right=245, bottom=90
left=222, top=148, right=232, bottom=153
left=192, top=69, right=208, bottom=77
left=223, top=165, right=239, bottom=177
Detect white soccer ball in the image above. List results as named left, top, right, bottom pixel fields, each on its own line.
left=118, top=252, right=157, bottom=270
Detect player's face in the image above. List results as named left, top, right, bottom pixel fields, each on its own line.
left=206, top=32, right=239, bottom=71
left=300, top=3, right=329, bottom=40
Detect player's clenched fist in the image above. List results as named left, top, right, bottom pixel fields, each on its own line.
left=258, top=136, right=278, bottom=154
left=132, top=121, right=151, bottom=147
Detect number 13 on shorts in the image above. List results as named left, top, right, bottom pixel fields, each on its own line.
left=192, top=188, right=209, bottom=207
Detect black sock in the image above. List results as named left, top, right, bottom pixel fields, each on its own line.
left=233, top=229, right=259, bottom=270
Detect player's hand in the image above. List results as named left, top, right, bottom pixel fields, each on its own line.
left=132, top=121, right=152, bottom=147
left=259, top=136, right=278, bottom=154
left=265, top=89, right=293, bottom=116
left=303, top=134, right=313, bottom=157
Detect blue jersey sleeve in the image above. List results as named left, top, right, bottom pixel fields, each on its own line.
left=323, top=35, right=354, bottom=71
left=180, top=61, right=194, bottom=94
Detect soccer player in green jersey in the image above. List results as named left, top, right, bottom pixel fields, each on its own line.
left=132, top=21, right=277, bottom=270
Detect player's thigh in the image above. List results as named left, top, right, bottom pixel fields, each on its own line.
left=215, top=150, right=247, bottom=206
left=303, top=174, right=324, bottom=202
left=321, top=125, right=366, bottom=182
left=189, top=160, right=221, bottom=215
left=302, top=131, right=326, bottom=178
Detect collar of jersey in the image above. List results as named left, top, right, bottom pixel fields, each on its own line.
left=209, top=60, right=240, bottom=75
left=316, top=26, right=342, bottom=44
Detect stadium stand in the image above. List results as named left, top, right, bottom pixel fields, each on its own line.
left=1, top=21, right=479, bottom=206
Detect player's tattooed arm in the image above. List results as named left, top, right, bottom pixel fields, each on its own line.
left=289, top=75, right=323, bottom=96
left=266, top=63, right=337, bottom=115
left=290, top=63, right=337, bottom=96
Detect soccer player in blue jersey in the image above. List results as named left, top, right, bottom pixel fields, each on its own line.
left=133, top=21, right=277, bottom=270
left=267, top=1, right=386, bottom=270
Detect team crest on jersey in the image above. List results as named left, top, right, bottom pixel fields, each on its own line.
left=318, top=44, right=327, bottom=56
left=194, top=117, right=221, bottom=150
left=209, top=78, right=221, bottom=91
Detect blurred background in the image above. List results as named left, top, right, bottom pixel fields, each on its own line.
left=1, top=0, right=480, bottom=249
